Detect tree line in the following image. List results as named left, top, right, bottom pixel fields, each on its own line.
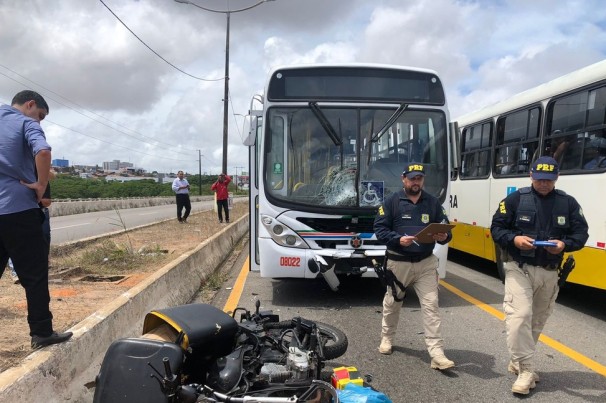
left=51, top=175, right=231, bottom=199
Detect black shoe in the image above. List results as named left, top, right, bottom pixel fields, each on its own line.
left=219, top=220, right=223, bottom=223
left=226, top=219, right=230, bottom=223
left=178, top=218, right=183, bottom=223
left=31, top=331, right=73, bottom=350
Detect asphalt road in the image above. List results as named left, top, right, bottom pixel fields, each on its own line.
left=208, top=241, right=606, bottom=403
left=50, top=201, right=216, bottom=244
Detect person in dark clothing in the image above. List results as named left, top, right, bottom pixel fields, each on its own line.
left=171, top=170, right=191, bottom=223
left=373, top=162, right=454, bottom=370
left=491, top=156, right=588, bottom=395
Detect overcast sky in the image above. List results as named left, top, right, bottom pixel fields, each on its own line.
left=1, top=0, right=605, bottom=175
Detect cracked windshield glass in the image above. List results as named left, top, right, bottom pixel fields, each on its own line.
left=265, top=106, right=448, bottom=209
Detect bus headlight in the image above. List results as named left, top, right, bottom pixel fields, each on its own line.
left=260, top=214, right=309, bottom=249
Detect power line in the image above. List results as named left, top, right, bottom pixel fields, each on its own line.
left=228, top=87, right=245, bottom=141
left=99, top=0, right=224, bottom=82
left=46, top=118, right=196, bottom=163
left=0, top=68, right=197, bottom=156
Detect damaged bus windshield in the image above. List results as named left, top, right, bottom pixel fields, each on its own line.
left=264, top=106, right=448, bottom=210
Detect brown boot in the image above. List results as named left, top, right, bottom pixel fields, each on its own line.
left=508, top=360, right=540, bottom=382
left=431, top=354, right=455, bottom=370
left=511, top=362, right=536, bottom=395
left=378, top=337, right=392, bottom=355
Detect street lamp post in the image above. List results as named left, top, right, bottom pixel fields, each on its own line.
left=222, top=12, right=230, bottom=175
left=174, top=0, right=274, bottom=175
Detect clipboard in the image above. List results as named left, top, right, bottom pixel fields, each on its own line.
left=414, top=223, right=456, bottom=244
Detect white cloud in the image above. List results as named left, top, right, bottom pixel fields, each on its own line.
left=1, top=0, right=605, bottom=174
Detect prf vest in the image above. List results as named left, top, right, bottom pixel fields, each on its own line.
left=514, top=187, right=570, bottom=265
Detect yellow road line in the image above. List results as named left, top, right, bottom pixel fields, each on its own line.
left=223, top=256, right=250, bottom=314
left=440, top=280, right=505, bottom=320
left=440, top=279, right=606, bottom=377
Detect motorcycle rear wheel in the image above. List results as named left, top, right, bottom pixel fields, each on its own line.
left=269, top=320, right=348, bottom=360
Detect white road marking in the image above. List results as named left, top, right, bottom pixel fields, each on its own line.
left=53, top=223, right=91, bottom=230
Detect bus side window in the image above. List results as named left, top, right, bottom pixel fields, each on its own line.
left=561, top=137, right=590, bottom=170
left=582, top=135, right=606, bottom=169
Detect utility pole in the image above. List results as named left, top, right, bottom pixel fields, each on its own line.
left=198, top=149, right=202, bottom=195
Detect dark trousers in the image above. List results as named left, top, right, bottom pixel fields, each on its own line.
left=176, top=194, right=191, bottom=221
left=0, top=209, right=53, bottom=337
left=42, top=207, right=51, bottom=258
left=217, top=199, right=229, bottom=222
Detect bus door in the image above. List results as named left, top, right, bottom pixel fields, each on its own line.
left=244, top=112, right=262, bottom=271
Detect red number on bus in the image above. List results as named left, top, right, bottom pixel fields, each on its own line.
left=280, top=257, right=301, bottom=267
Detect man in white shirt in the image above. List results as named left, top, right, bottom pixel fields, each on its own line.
left=171, top=170, right=191, bottom=223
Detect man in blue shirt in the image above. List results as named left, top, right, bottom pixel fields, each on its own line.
left=0, top=90, right=72, bottom=349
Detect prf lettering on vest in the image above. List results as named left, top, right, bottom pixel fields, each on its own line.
left=537, top=163, right=555, bottom=171
left=499, top=201, right=507, bottom=214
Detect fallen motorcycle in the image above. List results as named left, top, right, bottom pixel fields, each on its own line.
left=93, top=301, right=348, bottom=402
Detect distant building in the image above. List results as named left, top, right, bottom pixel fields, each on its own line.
left=105, top=175, right=158, bottom=183
left=52, top=158, right=69, bottom=168
left=73, top=164, right=98, bottom=173
left=102, top=160, right=137, bottom=173
left=103, top=160, right=120, bottom=172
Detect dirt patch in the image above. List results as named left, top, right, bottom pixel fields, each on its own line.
left=0, top=203, right=248, bottom=373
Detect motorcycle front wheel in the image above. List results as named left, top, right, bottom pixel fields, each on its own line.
left=269, top=320, right=348, bottom=360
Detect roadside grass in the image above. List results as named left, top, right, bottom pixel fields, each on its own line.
left=55, top=239, right=166, bottom=275
left=50, top=203, right=248, bottom=277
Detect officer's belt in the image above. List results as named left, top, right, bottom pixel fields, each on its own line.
left=387, top=251, right=432, bottom=263
left=516, top=261, right=559, bottom=271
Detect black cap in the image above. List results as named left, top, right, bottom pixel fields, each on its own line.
left=531, top=156, right=559, bottom=180
left=402, top=163, right=425, bottom=179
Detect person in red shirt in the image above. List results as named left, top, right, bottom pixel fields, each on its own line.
left=211, top=173, right=231, bottom=223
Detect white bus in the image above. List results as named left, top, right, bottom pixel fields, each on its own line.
left=449, top=59, right=606, bottom=290
left=245, top=64, right=452, bottom=290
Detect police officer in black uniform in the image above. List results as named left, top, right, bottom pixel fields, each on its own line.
left=491, top=156, right=588, bottom=395
left=374, top=162, right=454, bottom=370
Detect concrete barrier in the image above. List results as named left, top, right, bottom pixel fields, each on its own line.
left=0, top=214, right=250, bottom=402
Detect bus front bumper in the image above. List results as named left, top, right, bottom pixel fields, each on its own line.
left=308, top=250, right=385, bottom=291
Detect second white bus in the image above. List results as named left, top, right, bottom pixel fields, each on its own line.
left=449, top=59, right=606, bottom=290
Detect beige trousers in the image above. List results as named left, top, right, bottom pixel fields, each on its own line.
left=381, top=254, right=445, bottom=357
left=503, top=261, right=559, bottom=364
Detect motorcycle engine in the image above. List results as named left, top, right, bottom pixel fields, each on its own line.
left=287, top=346, right=312, bottom=380
left=259, top=346, right=313, bottom=382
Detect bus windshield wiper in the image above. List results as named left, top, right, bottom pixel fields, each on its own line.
left=309, top=102, right=342, bottom=146
left=370, top=103, right=408, bottom=142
